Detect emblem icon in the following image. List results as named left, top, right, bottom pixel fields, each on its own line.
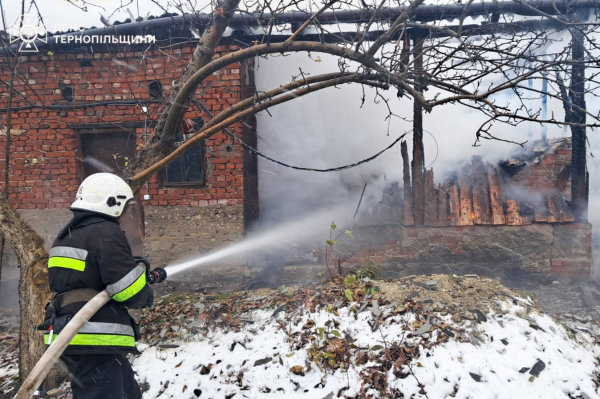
left=9, top=14, right=47, bottom=53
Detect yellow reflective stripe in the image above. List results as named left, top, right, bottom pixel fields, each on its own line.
left=44, top=333, right=135, bottom=347
left=112, top=272, right=146, bottom=302
left=48, top=257, right=86, bottom=272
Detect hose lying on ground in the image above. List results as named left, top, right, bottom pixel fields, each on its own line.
left=13, top=291, right=111, bottom=399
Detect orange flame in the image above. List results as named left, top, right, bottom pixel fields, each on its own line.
left=471, top=212, right=475, bottom=219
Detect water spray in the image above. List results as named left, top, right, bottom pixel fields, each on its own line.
left=161, top=204, right=353, bottom=279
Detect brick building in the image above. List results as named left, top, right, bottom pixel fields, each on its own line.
left=0, top=17, right=260, bottom=287
left=0, top=45, right=255, bottom=211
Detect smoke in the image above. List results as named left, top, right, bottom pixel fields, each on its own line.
left=254, top=51, right=539, bottom=225
left=253, top=28, right=600, bottom=234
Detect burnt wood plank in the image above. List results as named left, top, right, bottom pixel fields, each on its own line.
left=506, top=199, right=524, bottom=225
left=472, top=157, right=492, bottom=224
left=424, top=169, right=437, bottom=226
left=401, top=141, right=414, bottom=226
left=487, top=162, right=506, bottom=225
left=448, top=185, right=460, bottom=226
left=437, top=183, right=449, bottom=226
left=458, top=168, right=474, bottom=225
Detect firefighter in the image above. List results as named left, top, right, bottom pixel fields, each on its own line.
left=39, top=173, right=154, bottom=399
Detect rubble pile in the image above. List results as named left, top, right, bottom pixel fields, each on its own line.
left=134, top=275, right=600, bottom=398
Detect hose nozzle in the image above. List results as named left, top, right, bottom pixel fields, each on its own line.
left=148, top=267, right=167, bottom=284
left=134, top=257, right=167, bottom=284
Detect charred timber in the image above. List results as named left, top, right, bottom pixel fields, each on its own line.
left=38, top=0, right=600, bottom=34
left=570, top=24, right=588, bottom=222
left=401, top=141, right=414, bottom=226
left=412, top=37, right=426, bottom=226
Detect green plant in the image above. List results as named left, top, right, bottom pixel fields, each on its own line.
left=319, top=221, right=353, bottom=279
left=355, top=258, right=380, bottom=280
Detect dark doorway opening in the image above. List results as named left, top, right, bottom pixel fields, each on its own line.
left=77, top=125, right=145, bottom=256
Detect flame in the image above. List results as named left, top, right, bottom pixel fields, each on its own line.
left=471, top=212, right=475, bottom=219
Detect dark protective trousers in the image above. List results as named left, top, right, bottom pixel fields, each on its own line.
left=61, top=354, right=142, bottom=399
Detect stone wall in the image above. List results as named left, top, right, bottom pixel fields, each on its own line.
left=340, top=223, right=592, bottom=280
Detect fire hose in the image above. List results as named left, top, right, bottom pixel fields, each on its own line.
left=13, top=258, right=167, bottom=399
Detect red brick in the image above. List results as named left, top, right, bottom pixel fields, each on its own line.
left=3, top=43, right=243, bottom=210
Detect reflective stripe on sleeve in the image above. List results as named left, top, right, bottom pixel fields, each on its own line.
left=49, top=246, right=88, bottom=260
left=106, top=265, right=147, bottom=302
left=48, top=257, right=86, bottom=272
left=48, top=246, right=88, bottom=272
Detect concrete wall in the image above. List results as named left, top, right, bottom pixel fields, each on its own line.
left=143, top=204, right=244, bottom=267
left=340, top=223, right=592, bottom=280
left=0, top=205, right=245, bottom=309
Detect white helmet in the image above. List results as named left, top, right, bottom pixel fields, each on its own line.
left=71, top=173, right=134, bottom=218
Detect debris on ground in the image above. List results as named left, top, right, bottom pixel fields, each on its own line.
left=0, top=309, right=19, bottom=397
left=2, top=275, right=599, bottom=398
left=133, top=274, right=600, bottom=398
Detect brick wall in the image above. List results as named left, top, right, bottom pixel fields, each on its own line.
left=340, top=223, right=592, bottom=280
left=511, top=139, right=572, bottom=194
left=0, top=44, right=246, bottom=209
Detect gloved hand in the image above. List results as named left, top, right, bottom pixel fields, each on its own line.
left=144, top=289, right=154, bottom=308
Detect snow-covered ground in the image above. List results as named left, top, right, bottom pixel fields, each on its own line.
left=133, top=296, right=600, bottom=399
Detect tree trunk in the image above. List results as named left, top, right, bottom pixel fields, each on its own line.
left=241, top=57, right=259, bottom=233
left=0, top=194, right=51, bottom=381
left=0, top=237, right=4, bottom=287
left=412, top=36, right=425, bottom=226
left=570, top=26, right=587, bottom=222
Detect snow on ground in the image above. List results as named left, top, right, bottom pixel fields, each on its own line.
left=133, top=295, right=600, bottom=399
left=0, top=310, right=19, bottom=396
left=0, top=354, right=18, bottom=396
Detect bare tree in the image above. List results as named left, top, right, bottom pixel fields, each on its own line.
left=2, top=0, right=600, bottom=387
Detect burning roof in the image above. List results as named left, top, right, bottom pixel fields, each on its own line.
left=361, top=137, right=574, bottom=227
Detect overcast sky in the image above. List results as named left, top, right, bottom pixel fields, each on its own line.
left=3, top=0, right=176, bottom=32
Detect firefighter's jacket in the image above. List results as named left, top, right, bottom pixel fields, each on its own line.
left=40, top=210, right=153, bottom=355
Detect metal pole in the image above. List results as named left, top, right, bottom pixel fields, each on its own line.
left=353, top=182, right=368, bottom=221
